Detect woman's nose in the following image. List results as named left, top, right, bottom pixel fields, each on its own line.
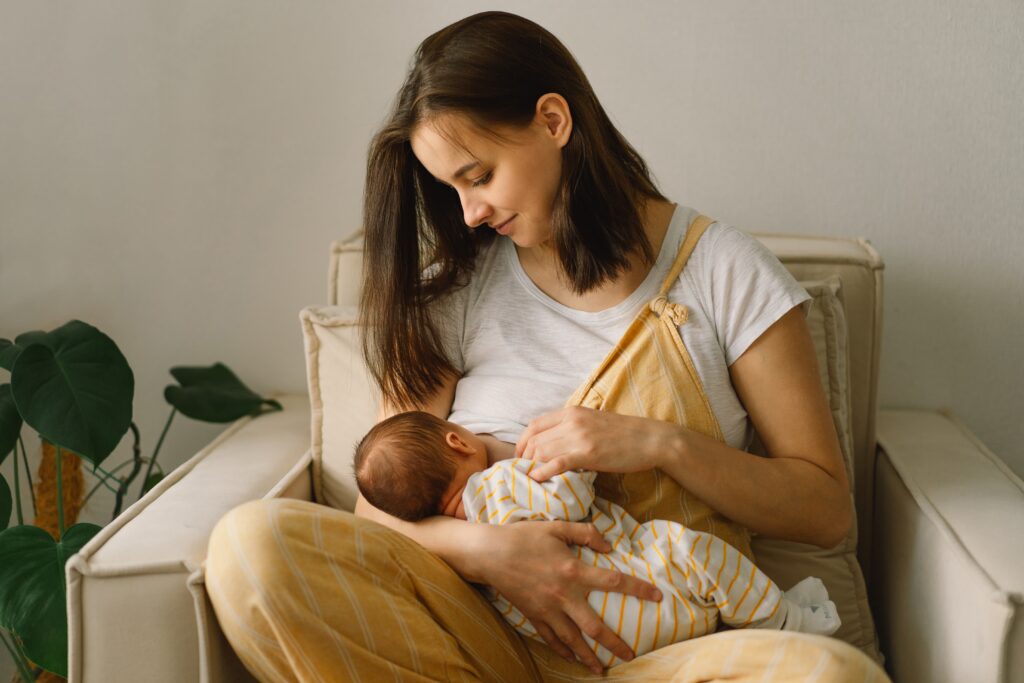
left=461, top=195, right=492, bottom=229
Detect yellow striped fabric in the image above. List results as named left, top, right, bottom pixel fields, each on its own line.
left=463, top=458, right=788, bottom=667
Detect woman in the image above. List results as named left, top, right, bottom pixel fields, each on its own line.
left=206, top=11, right=889, bottom=681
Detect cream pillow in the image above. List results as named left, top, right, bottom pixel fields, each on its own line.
left=300, top=276, right=881, bottom=664
left=300, top=304, right=373, bottom=512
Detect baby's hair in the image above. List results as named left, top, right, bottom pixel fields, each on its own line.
left=353, top=411, right=458, bottom=521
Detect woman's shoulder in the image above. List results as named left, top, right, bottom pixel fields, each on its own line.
left=678, top=215, right=811, bottom=365
left=682, top=216, right=792, bottom=289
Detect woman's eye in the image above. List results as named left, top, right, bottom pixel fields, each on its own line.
left=471, top=171, right=492, bottom=187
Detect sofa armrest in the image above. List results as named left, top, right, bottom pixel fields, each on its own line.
left=66, top=393, right=312, bottom=683
left=872, top=409, right=1023, bottom=683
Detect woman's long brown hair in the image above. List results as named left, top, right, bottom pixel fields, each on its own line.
left=360, top=10, right=668, bottom=409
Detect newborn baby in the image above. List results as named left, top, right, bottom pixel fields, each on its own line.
left=354, top=411, right=841, bottom=666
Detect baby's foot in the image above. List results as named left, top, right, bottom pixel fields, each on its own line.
left=785, top=576, right=829, bottom=607
left=782, top=599, right=841, bottom=635
left=781, top=578, right=841, bottom=636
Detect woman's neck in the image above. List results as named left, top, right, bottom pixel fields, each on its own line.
left=515, top=198, right=676, bottom=312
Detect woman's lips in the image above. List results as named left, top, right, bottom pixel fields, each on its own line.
left=495, top=215, right=516, bottom=235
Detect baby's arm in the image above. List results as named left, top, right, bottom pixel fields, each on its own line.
left=515, top=461, right=596, bottom=522
left=463, top=459, right=596, bottom=525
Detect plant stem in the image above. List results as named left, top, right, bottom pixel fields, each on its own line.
left=17, top=436, right=36, bottom=518
left=139, top=408, right=176, bottom=500
left=55, top=444, right=65, bottom=539
left=12, top=438, right=23, bottom=525
left=80, top=455, right=167, bottom=509
left=112, top=423, right=142, bottom=520
left=0, top=628, right=36, bottom=682
left=83, top=464, right=123, bottom=495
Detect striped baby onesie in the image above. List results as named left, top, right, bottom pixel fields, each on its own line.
left=463, top=458, right=835, bottom=667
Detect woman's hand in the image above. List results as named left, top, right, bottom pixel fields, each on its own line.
left=515, top=406, right=680, bottom=481
left=471, top=519, right=662, bottom=674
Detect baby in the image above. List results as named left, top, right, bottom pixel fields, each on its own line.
left=354, top=411, right=841, bottom=666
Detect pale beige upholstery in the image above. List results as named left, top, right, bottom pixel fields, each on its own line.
left=65, top=230, right=1024, bottom=683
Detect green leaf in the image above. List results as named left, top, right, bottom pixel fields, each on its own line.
left=0, top=384, right=21, bottom=468
left=164, top=362, right=282, bottom=423
left=10, top=320, right=134, bottom=467
left=0, top=475, right=10, bottom=531
left=0, top=338, right=17, bottom=372
left=0, top=522, right=102, bottom=677
left=141, top=472, right=163, bottom=495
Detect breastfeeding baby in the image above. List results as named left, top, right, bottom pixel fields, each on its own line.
left=353, top=410, right=841, bottom=667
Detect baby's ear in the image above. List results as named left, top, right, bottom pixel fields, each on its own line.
left=445, top=430, right=471, bottom=454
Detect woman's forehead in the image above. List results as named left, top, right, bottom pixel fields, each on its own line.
left=411, top=120, right=482, bottom=179
left=411, top=114, right=524, bottom=181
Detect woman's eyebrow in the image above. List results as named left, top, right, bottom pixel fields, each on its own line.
left=434, top=160, right=481, bottom=188
left=451, top=161, right=480, bottom=180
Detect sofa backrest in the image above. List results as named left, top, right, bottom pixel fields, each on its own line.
left=326, top=228, right=885, bottom=563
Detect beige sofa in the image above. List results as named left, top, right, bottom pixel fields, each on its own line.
left=65, top=231, right=1024, bottom=683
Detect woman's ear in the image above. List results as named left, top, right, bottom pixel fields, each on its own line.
left=535, top=93, right=572, bottom=148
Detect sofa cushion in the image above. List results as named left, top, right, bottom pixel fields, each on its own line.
left=301, top=274, right=881, bottom=663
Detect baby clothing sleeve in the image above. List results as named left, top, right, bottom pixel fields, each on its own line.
left=462, top=459, right=597, bottom=525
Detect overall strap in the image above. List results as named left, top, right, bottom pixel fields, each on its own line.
left=656, top=214, right=715, bottom=298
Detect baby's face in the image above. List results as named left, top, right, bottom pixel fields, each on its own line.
left=437, top=422, right=489, bottom=520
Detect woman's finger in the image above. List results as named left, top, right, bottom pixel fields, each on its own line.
left=562, top=601, right=636, bottom=666
left=521, top=432, right=569, bottom=465
left=532, top=622, right=575, bottom=663
left=582, top=564, right=663, bottom=603
left=515, top=409, right=567, bottom=457
left=528, top=456, right=574, bottom=482
left=550, top=521, right=612, bottom=553
left=548, top=613, right=605, bottom=674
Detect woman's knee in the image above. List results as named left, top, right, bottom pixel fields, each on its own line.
left=206, top=498, right=358, bottom=593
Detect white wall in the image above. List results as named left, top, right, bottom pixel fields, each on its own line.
left=1, top=0, right=1022, bottom=675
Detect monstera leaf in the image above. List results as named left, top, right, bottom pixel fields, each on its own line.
left=0, top=384, right=21, bottom=468
left=8, top=321, right=134, bottom=468
left=0, top=522, right=102, bottom=677
left=0, top=335, right=47, bottom=372
left=164, top=362, right=282, bottom=423
left=0, top=474, right=10, bottom=531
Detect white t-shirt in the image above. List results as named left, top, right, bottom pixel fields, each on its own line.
left=436, top=203, right=811, bottom=451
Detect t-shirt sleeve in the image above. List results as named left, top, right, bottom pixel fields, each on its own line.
left=699, top=223, right=812, bottom=366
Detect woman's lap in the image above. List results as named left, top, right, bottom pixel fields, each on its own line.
left=205, top=498, right=890, bottom=683
left=206, top=497, right=539, bottom=682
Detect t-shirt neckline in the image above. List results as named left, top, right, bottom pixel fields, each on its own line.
left=503, top=203, right=683, bottom=324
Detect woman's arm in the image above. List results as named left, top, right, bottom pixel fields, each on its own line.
left=662, top=304, right=853, bottom=548
left=516, top=305, right=852, bottom=549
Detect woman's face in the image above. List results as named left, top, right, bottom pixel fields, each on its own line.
left=409, top=95, right=572, bottom=249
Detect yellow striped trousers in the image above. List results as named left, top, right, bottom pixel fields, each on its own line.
left=206, top=498, right=889, bottom=682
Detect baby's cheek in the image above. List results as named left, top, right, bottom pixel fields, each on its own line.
left=456, top=499, right=467, bottom=520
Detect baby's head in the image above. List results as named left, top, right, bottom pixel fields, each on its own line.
left=353, top=411, right=488, bottom=522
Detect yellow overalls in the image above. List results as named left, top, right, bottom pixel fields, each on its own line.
left=566, top=213, right=753, bottom=563
left=205, top=213, right=889, bottom=682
